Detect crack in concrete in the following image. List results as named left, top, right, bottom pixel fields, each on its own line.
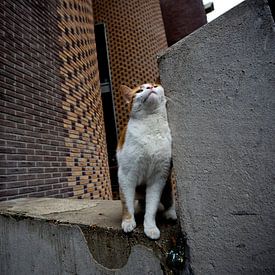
left=230, top=211, right=258, bottom=216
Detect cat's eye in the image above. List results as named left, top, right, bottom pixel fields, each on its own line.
left=136, top=89, right=143, bottom=93
left=154, top=85, right=158, bottom=88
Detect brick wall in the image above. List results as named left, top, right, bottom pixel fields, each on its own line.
left=92, top=0, right=168, bottom=197
left=0, top=0, right=111, bottom=201
left=0, top=0, right=72, bottom=201
left=58, top=0, right=112, bottom=199
left=0, top=0, right=169, bottom=201
left=160, top=0, right=207, bottom=46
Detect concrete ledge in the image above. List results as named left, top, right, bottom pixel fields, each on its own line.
left=0, top=198, right=180, bottom=274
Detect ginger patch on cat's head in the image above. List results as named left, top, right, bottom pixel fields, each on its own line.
left=120, top=83, right=162, bottom=103
left=120, top=83, right=165, bottom=115
left=117, top=83, right=165, bottom=151
left=120, top=85, right=136, bottom=104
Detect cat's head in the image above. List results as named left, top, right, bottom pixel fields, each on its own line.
left=120, top=83, right=166, bottom=115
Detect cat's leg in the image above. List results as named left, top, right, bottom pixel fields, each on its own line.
left=144, top=178, right=165, bottom=240
left=161, top=178, right=177, bottom=221
left=119, top=186, right=136, bottom=233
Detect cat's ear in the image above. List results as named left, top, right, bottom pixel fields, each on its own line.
left=120, top=85, right=133, bottom=104
left=155, top=75, right=161, bottom=85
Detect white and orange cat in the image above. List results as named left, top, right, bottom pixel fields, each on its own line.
left=116, top=83, right=177, bottom=240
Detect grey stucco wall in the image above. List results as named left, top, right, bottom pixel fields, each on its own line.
left=159, top=0, right=275, bottom=274
left=0, top=215, right=163, bottom=275
left=0, top=199, right=171, bottom=275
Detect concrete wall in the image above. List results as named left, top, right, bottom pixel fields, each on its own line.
left=159, top=0, right=275, bottom=274
left=0, top=216, right=163, bottom=275
left=0, top=198, right=180, bottom=274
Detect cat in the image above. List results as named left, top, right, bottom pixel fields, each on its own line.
left=116, top=83, right=177, bottom=240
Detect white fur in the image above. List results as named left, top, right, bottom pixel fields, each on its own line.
left=117, top=84, right=173, bottom=239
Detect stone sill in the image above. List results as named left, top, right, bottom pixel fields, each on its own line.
left=0, top=198, right=180, bottom=274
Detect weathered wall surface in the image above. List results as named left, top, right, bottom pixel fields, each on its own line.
left=0, top=198, right=180, bottom=274
left=0, top=217, right=164, bottom=275
left=159, top=0, right=275, bottom=274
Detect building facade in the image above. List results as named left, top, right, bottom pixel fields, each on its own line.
left=0, top=0, right=112, bottom=200
left=0, top=0, right=206, bottom=201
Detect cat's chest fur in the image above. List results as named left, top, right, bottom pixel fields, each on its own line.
left=117, top=112, right=172, bottom=183
left=129, top=114, right=171, bottom=152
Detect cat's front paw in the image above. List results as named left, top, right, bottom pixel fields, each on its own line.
left=122, top=218, right=136, bottom=233
left=144, top=226, right=160, bottom=240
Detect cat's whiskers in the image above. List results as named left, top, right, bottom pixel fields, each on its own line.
left=165, top=95, right=184, bottom=106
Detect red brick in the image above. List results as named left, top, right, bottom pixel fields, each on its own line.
left=19, top=187, right=37, bottom=194
left=0, top=189, right=18, bottom=196
left=0, top=0, right=111, bottom=200
left=7, top=181, right=27, bottom=189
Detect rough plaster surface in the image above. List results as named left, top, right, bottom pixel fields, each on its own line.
left=0, top=216, right=162, bottom=275
left=0, top=198, right=179, bottom=274
left=159, top=0, right=275, bottom=274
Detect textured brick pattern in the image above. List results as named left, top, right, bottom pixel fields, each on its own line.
left=160, top=0, right=207, bottom=47
left=0, top=0, right=73, bottom=201
left=0, top=0, right=169, bottom=201
left=58, top=0, right=112, bottom=199
left=92, top=0, right=167, bottom=135
left=0, top=0, right=112, bottom=201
